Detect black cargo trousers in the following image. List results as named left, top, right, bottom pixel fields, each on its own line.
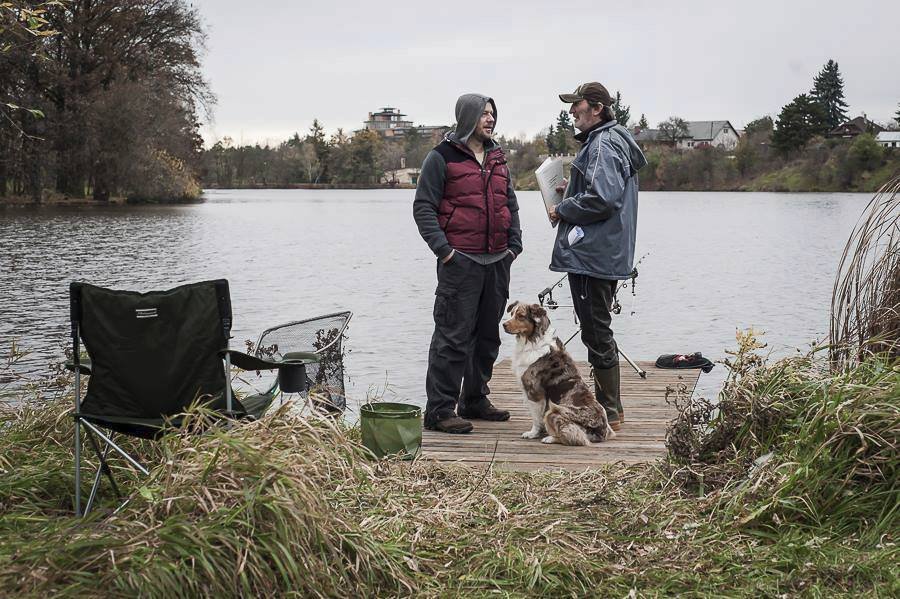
left=424, top=252, right=513, bottom=426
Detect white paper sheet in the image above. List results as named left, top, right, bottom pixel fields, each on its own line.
left=534, top=157, right=564, bottom=226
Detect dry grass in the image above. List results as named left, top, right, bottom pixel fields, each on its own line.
left=1, top=339, right=897, bottom=598
left=831, top=175, right=900, bottom=366
left=667, top=329, right=898, bottom=540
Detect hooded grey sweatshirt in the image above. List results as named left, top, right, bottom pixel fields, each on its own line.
left=453, top=93, right=497, bottom=145
left=413, top=93, right=522, bottom=263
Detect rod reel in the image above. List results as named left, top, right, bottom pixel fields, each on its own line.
left=535, top=268, right=646, bottom=378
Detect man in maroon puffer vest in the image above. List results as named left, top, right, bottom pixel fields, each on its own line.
left=414, top=93, right=523, bottom=434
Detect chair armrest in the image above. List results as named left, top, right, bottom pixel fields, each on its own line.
left=64, top=357, right=92, bottom=375
left=220, top=349, right=319, bottom=371
left=282, top=351, right=320, bottom=362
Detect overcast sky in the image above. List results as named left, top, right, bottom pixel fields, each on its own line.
left=191, top=0, right=900, bottom=146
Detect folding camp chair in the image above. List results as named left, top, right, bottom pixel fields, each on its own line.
left=252, top=312, right=352, bottom=414
left=67, top=279, right=319, bottom=516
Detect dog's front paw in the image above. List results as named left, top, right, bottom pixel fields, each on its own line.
left=541, top=435, right=557, bottom=444
left=521, top=429, right=542, bottom=439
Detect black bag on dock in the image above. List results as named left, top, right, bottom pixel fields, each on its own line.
left=655, top=352, right=714, bottom=373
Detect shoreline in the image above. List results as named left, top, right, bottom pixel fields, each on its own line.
left=1, top=185, right=879, bottom=207
left=0, top=194, right=205, bottom=208
left=203, top=183, right=418, bottom=191
left=0, top=184, right=419, bottom=206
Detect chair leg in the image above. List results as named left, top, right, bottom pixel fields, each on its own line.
left=74, top=417, right=82, bottom=517
left=81, top=420, right=149, bottom=475
left=83, top=430, right=121, bottom=515
left=74, top=364, right=82, bottom=516
left=79, top=423, right=148, bottom=516
left=84, top=438, right=107, bottom=515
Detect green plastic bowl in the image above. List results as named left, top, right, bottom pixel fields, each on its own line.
left=360, top=402, right=422, bottom=460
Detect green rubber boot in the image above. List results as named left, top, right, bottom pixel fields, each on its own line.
left=593, top=365, right=622, bottom=430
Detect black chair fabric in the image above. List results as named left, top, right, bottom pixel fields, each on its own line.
left=73, top=280, right=240, bottom=429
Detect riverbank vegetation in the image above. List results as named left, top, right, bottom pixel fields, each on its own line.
left=197, top=120, right=900, bottom=194
left=1, top=185, right=897, bottom=595
left=0, top=1, right=208, bottom=203
left=1, top=332, right=897, bottom=596
left=638, top=129, right=900, bottom=192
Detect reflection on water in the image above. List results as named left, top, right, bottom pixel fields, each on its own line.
left=0, top=189, right=870, bottom=406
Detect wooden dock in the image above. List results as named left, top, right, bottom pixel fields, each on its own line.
left=421, top=360, right=700, bottom=471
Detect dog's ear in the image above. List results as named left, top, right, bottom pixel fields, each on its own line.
left=529, top=305, right=547, bottom=321
left=530, top=305, right=550, bottom=337
left=506, top=301, right=519, bottom=315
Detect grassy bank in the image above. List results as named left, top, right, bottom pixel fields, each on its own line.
left=1, top=335, right=897, bottom=597
left=0, top=192, right=204, bottom=207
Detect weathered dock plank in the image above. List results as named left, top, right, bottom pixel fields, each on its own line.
left=421, top=360, right=700, bottom=471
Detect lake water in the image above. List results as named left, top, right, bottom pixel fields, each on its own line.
left=0, top=189, right=871, bottom=406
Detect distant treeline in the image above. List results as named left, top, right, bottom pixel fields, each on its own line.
left=201, top=59, right=900, bottom=194
left=200, top=123, right=434, bottom=188
left=639, top=128, right=900, bottom=193
left=4, top=6, right=898, bottom=203
left=201, top=119, right=899, bottom=195
left=1, top=1, right=208, bottom=203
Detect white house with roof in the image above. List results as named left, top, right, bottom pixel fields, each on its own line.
left=633, top=120, right=740, bottom=150
left=875, top=131, right=900, bottom=149
left=677, top=121, right=740, bottom=150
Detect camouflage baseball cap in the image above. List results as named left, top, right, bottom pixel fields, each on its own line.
left=559, top=82, right=613, bottom=105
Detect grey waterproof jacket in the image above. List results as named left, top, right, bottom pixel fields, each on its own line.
left=550, top=119, right=647, bottom=280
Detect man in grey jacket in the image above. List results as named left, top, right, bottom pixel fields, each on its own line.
left=413, top=93, right=522, bottom=434
left=549, top=82, right=647, bottom=431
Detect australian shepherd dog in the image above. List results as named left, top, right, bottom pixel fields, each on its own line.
left=502, top=301, right=615, bottom=446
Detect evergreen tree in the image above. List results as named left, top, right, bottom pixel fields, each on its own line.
left=545, top=124, right=557, bottom=154
left=612, top=91, right=630, bottom=126
left=556, top=111, right=573, bottom=133
left=772, top=94, right=829, bottom=155
left=307, top=119, right=330, bottom=183
left=847, top=133, right=883, bottom=173
left=637, top=114, right=649, bottom=129
left=348, top=130, right=382, bottom=184
left=810, top=59, right=849, bottom=130
left=895, top=103, right=900, bottom=128
left=553, top=111, right=573, bottom=154
left=744, top=116, right=774, bottom=136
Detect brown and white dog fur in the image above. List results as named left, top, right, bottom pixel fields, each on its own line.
left=502, top=301, right=615, bottom=446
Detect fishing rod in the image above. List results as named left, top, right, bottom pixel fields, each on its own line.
left=537, top=266, right=646, bottom=378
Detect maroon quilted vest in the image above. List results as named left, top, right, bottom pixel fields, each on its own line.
left=435, top=140, right=512, bottom=254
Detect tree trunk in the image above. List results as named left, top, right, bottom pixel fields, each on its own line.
left=22, top=138, right=43, bottom=203
left=0, top=136, right=8, bottom=198
left=91, top=157, right=111, bottom=202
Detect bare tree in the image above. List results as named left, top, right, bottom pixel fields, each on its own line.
left=658, top=117, right=690, bottom=146
left=1, top=0, right=212, bottom=202
left=299, top=140, right=321, bottom=184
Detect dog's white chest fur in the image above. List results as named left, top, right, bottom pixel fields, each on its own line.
left=511, top=328, right=557, bottom=384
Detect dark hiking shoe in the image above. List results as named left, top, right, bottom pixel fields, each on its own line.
left=425, top=416, right=474, bottom=434
left=458, top=404, right=510, bottom=421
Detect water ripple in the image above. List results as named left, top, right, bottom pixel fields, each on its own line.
left=0, top=190, right=870, bottom=405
